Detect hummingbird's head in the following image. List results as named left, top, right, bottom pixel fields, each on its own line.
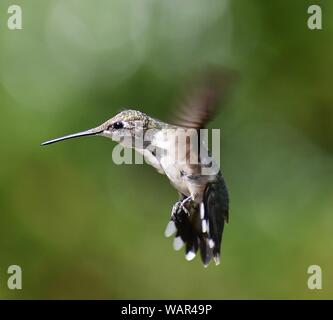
left=100, top=109, right=153, bottom=141
left=41, top=109, right=160, bottom=147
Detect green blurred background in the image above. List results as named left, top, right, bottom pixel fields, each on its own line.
left=0, top=0, right=332, bottom=299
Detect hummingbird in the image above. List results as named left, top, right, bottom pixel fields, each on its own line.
left=41, top=73, right=230, bottom=267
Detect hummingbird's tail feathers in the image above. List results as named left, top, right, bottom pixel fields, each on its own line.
left=166, top=174, right=229, bottom=266
left=166, top=198, right=219, bottom=266
left=203, top=174, right=229, bottom=261
left=167, top=203, right=200, bottom=262
left=198, top=237, right=213, bottom=267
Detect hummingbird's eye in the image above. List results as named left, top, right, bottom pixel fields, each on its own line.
left=112, top=122, right=124, bottom=130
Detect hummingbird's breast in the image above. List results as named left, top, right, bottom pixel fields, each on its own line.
left=160, top=157, right=191, bottom=196
left=151, top=128, right=217, bottom=201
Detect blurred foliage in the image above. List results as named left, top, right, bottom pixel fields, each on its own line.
left=0, top=0, right=333, bottom=299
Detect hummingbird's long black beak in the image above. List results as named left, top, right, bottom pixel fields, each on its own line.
left=41, top=128, right=103, bottom=146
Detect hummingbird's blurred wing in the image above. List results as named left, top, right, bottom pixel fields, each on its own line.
left=172, top=69, right=235, bottom=129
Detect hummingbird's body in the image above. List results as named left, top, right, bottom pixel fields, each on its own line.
left=146, top=116, right=228, bottom=266
left=42, top=74, right=231, bottom=266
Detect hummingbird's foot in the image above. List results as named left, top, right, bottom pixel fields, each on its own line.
left=181, top=196, right=192, bottom=215
left=171, top=202, right=181, bottom=217
left=171, top=196, right=192, bottom=218
left=179, top=196, right=192, bottom=216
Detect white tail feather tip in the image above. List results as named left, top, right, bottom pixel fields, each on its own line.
left=214, top=254, right=220, bottom=265
left=173, top=237, right=184, bottom=251
left=164, top=221, right=176, bottom=238
left=202, top=220, right=207, bottom=233
left=185, top=251, right=196, bottom=261
left=200, top=202, right=205, bottom=219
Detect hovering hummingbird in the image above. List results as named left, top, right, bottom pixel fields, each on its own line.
left=41, top=73, right=231, bottom=267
